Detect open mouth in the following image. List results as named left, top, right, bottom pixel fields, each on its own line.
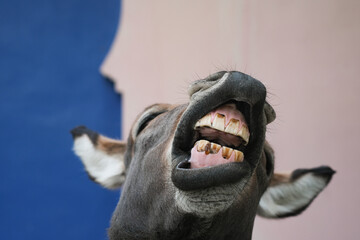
left=189, top=103, right=250, bottom=169
left=171, top=100, right=254, bottom=191
left=171, top=71, right=267, bottom=191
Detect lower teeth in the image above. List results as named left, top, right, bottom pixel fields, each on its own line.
left=195, top=140, right=244, bottom=162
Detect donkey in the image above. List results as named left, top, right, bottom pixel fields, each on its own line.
left=71, top=71, right=334, bottom=240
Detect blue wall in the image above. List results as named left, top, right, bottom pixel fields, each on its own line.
left=0, top=0, right=122, bottom=239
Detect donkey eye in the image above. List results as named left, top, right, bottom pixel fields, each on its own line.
left=136, top=112, right=163, bottom=136
left=135, top=111, right=166, bottom=136
left=131, top=104, right=173, bottom=140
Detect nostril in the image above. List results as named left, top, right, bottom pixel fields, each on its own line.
left=264, top=102, right=276, bottom=124
left=205, top=71, right=228, bottom=82
left=188, top=81, right=205, bottom=97
left=188, top=71, right=229, bottom=98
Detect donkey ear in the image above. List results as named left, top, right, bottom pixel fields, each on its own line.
left=257, top=166, right=335, bottom=218
left=71, top=126, right=127, bottom=189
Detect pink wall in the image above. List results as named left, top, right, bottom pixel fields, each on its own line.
left=102, top=1, right=360, bottom=239
left=240, top=1, right=360, bottom=239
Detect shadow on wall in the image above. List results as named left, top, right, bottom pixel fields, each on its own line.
left=0, top=0, right=122, bottom=239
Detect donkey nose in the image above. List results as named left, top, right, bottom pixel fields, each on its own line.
left=188, top=71, right=267, bottom=107
left=188, top=71, right=228, bottom=97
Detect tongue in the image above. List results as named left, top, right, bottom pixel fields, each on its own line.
left=189, top=145, right=237, bottom=169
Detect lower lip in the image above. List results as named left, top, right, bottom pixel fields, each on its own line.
left=171, top=154, right=251, bottom=191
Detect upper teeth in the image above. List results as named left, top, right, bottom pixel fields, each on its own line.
left=195, top=113, right=250, bottom=144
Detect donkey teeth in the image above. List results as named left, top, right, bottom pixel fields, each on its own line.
left=221, top=147, right=244, bottom=162
left=211, top=142, right=222, bottom=153
left=225, top=119, right=240, bottom=135
left=233, top=150, right=244, bottom=162
left=195, top=140, right=244, bottom=162
left=212, top=113, right=226, bottom=131
left=195, top=114, right=212, bottom=128
left=221, top=146, right=233, bottom=159
left=195, top=113, right=250, bottom=145
left=238, top=125, right=250, bottom=144
left=196, top=140, right=221, bottom=154
left=197, top=140, right=210, bottom=154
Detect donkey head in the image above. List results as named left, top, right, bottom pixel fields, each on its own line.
left=71, top=71, right=334, bottom=239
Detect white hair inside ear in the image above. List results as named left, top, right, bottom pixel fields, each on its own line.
left=71, top=126, right=127, bottom=189
left=257, top=166, right=335, bottom=218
